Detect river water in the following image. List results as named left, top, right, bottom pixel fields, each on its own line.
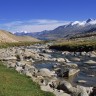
left=32, top=47, right=96, bottom=87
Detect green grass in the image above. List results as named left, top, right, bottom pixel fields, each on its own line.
left=0, top=42, right=39, bottom=48
left=49, top=40, right=96, bottom=52
left=0, top=62, right=54, bottom=96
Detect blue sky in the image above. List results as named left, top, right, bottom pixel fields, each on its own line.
left=0, top=0, right=96, bottom=32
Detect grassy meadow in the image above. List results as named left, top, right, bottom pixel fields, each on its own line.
left=0, top=62, right=54, bottom=96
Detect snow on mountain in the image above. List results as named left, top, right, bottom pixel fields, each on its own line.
left=14, top=19, right=96, bottom=40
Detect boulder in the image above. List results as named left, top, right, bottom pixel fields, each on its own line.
left=3, top=56, right=17, bottom=61
left=69, top=57, right=81, bottom=62
left=42, top=49, right=52, bottom=53
left=25, top=71, right=32, bottom=77
left=90, top=54, right=96, bottom=57
left=57, top=58, right=65, bottom=62
left=66, top=63, right=78, bottom=68
left=39, top=53, right=51, bottom=57
left=65, top=58, right=71, bottom=63
left=38, top=68, right=54, bottom=77
left=57, top=80, right=72, bottom=93
left=16, top=66, right=23, bottom=73
left=16, top=61, right=25, bottom=67
left=6, top=62, right=16, bottom=68
left=56, top=68, right=79, bottom=77
left=76, top=86, right=89, bottom=96
left=77, top=80, right=87, bottom=84
left=24, top=64, right=35, bottom=71
left=8, top=63, right=16, bottom=68
left=68, top=69, right=80, bottom=77
left=69, top=86, right=89, bottom=96
left=84, top=60, right=96, bottom=65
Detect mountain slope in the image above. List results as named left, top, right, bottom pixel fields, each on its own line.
left=14, top=19, right=96, bottom=40
left=0, top=30, right=39, bottom=43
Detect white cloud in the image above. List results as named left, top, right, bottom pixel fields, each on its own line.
left=0, top=19, right=70, bottom=32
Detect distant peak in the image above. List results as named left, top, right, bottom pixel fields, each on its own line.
left=86, top=18, right=93, bottom=23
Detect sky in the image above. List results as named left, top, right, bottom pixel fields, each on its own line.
left=0, top=0, right=96, bottom=32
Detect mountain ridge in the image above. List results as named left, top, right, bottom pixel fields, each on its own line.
left=14, top=19, right=96, bottom=40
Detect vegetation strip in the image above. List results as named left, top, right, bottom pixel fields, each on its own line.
left=0, top=41, right=48, bottom=48
left=49, top=40, right=96, bottom=52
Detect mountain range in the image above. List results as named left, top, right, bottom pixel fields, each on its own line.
left=14, top=19, right=96, bottom=40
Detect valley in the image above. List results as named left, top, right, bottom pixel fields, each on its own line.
left=0, top=20, right=96, bottom=96
left=0, top=0, right=96, bottom=96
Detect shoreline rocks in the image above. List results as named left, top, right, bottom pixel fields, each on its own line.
left=0, top=44, right=96, bottom=96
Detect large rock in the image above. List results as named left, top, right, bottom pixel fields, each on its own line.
left=56, top=58, right=65, bottom=62
left=90, top=54, right=96, bottom=57
left=66, top=63, right=78, bottom=68
left=69, top=57, right=81, bottom=62
left=56, top=68, right=79, bottom=77
left=24, top=64, right=35, bottom=71
left=38, top=68, right=54, bottom=77
left=3, top=56, right=17, bottom=61
left=6, top=61, right=16, bottom=68
left=68, top=69, right=80, bottom=77
left=57, top=80, right=72, bottom=93
left=42, top=49, right=52, bottom=53
left=25, top=71, right=32, bottom=77
left=39, top=53, right=51, bottom=58
left=69, top=86, right=89, bottom=96
left=15, top=66, right=23, bottom=73
left=16, top=61, right=25, bottom=67
left=65, top=58, right=71, bottom=63
left=77, top=80, right=87, bottom=84
left=84, top=60, right=96, bottom=65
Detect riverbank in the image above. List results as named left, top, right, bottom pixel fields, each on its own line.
left=0, top=61, right=54, bottom=96
left=0, top=43, right=95, bottom=96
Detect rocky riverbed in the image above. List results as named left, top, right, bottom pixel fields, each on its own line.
left=0, top=43, right=96, bottom=96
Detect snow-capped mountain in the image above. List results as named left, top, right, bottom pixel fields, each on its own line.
left=14, top=19, right=96, bottom=40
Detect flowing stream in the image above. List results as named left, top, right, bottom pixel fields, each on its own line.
left=31, top=47, right=96, bottom=87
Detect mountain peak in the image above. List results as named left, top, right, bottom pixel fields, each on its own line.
left=86, top=18, right=93, bottom=23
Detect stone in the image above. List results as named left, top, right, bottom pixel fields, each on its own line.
left=84, top=60, right=96, bottom=65
left=38, top=68, right=54, bottom=77
left=39, top=53, right=51, bottom=58
left=41, top=84, right=71, bottom=96
left=57, top=80, right=72, bottom=93
left=56, top=68, right=79, bottom=77
left=16, top=66, right=23, bottom=73
left=16, top=61, right=25, bottom=67
left=8, top=63, right=16, bottom=68
left=77, top=80, right=87, bottom=83
left=3, top=56, right=17, bottom=61
left=66, top=63, right=78, bottom=68
left=90, top=54, right=96, bottom=57
left=69, top=86, right=89, bottom=96
left=42, top=49, right=52, bottom=53
left=69, top=57, right=81, bottom=62
left=25, top=71, right=32, bottom=77
left=65, top=58, right=71, bottom=63
left=68, top=69, right=80, bottom=77
left=76, top=86, right=89, bottom=96
left=56, top=58, right=65, bottom=62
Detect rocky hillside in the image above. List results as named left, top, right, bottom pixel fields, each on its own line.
left=0, top=30, right=39, bottom=43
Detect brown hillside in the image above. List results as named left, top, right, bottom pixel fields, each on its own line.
left=0, top=30, right=39, bottom=43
